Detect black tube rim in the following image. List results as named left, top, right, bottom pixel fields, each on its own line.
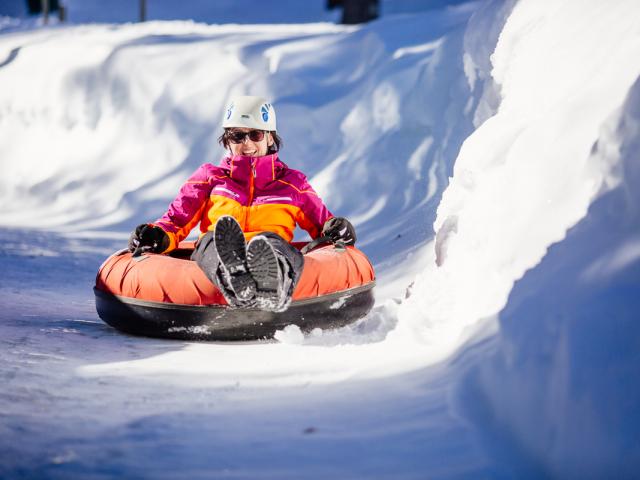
left=93, top=281, right=376, bottom=311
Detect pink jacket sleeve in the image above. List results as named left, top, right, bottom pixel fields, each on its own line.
left=153, top=164, right=212, bottom=251
left=294, top=173, right=333, bottom=239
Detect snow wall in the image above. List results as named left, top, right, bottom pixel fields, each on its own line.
left=455, top=76, right=640, bottom=478
left=412, top=1, right=640, bottom=477
left=1, top=0, right=639, bottom=475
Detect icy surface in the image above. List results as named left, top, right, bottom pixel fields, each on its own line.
left=1, top=0, right=640, bottom=477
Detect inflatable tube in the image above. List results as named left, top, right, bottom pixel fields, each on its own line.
left=94, top=242, right=375, bottom=341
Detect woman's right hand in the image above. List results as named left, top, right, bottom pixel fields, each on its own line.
left=128, top=224, right=170, bottom=254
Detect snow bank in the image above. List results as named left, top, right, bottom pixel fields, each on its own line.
left=406, top=0, right=640, bottom=475
left=396, top=0, right=640, bottom=356
left=457, top=74, right=640, bottom=478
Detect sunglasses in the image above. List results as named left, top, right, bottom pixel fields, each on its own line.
left=226, top=129, right=266, bottom=144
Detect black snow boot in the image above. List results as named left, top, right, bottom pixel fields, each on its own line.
left=214, top=216, right=256, bottom=304
left=247, top=235, right=287, bottom=312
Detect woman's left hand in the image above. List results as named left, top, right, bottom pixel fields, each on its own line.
left=322, top=217, right=357, bottom=246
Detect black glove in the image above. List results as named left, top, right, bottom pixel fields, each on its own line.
left=128, top=224, right=170, bottom=254
left=321, top=217, right=357, bottom=246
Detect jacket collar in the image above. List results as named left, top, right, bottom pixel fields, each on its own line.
left=220, top=153, right=285, bottom=187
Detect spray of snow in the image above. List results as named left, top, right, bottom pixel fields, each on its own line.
left=273, top=324, right=305, bottom=344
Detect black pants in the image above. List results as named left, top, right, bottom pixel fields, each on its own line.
left=191, top=230, right=304, bottom=298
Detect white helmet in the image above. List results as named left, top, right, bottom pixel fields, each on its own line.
left=222, top=95, right=277, bottom=131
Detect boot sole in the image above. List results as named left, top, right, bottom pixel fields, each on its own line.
left=214, top=216, right=254, bottom=301
left=247, top=237, right=280, bottom=296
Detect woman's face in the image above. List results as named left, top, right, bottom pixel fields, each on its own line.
left=226, top=128, right=273, bottom=157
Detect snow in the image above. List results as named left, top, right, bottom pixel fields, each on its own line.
left=395, top=0, right=640, bottom=360
left=455, top=73, right=640, bottom=479
left=2, top=0, right=640, bottom=477
left=274, top=324, right=305, bottom=344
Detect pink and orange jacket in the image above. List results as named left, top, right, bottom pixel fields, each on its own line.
left=153, top=153, right=333, bottom=252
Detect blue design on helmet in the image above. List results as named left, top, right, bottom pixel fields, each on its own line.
left=261, top=104, right=270, bottom=122
left=226, top=103, right=234, bottom=120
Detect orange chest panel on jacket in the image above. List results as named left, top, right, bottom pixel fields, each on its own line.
left=201, top=195, right=299, bottom=242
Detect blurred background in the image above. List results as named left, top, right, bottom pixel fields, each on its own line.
left=0, top=0, right=472, bottom=25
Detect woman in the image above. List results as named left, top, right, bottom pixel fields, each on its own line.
left=128, top=95, right=356, bottom=312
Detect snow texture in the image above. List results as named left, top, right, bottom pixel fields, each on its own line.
left=1, top=0, right=639, bottom=477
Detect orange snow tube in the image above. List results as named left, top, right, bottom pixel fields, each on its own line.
left=94, top=242, right=375, bottom=340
